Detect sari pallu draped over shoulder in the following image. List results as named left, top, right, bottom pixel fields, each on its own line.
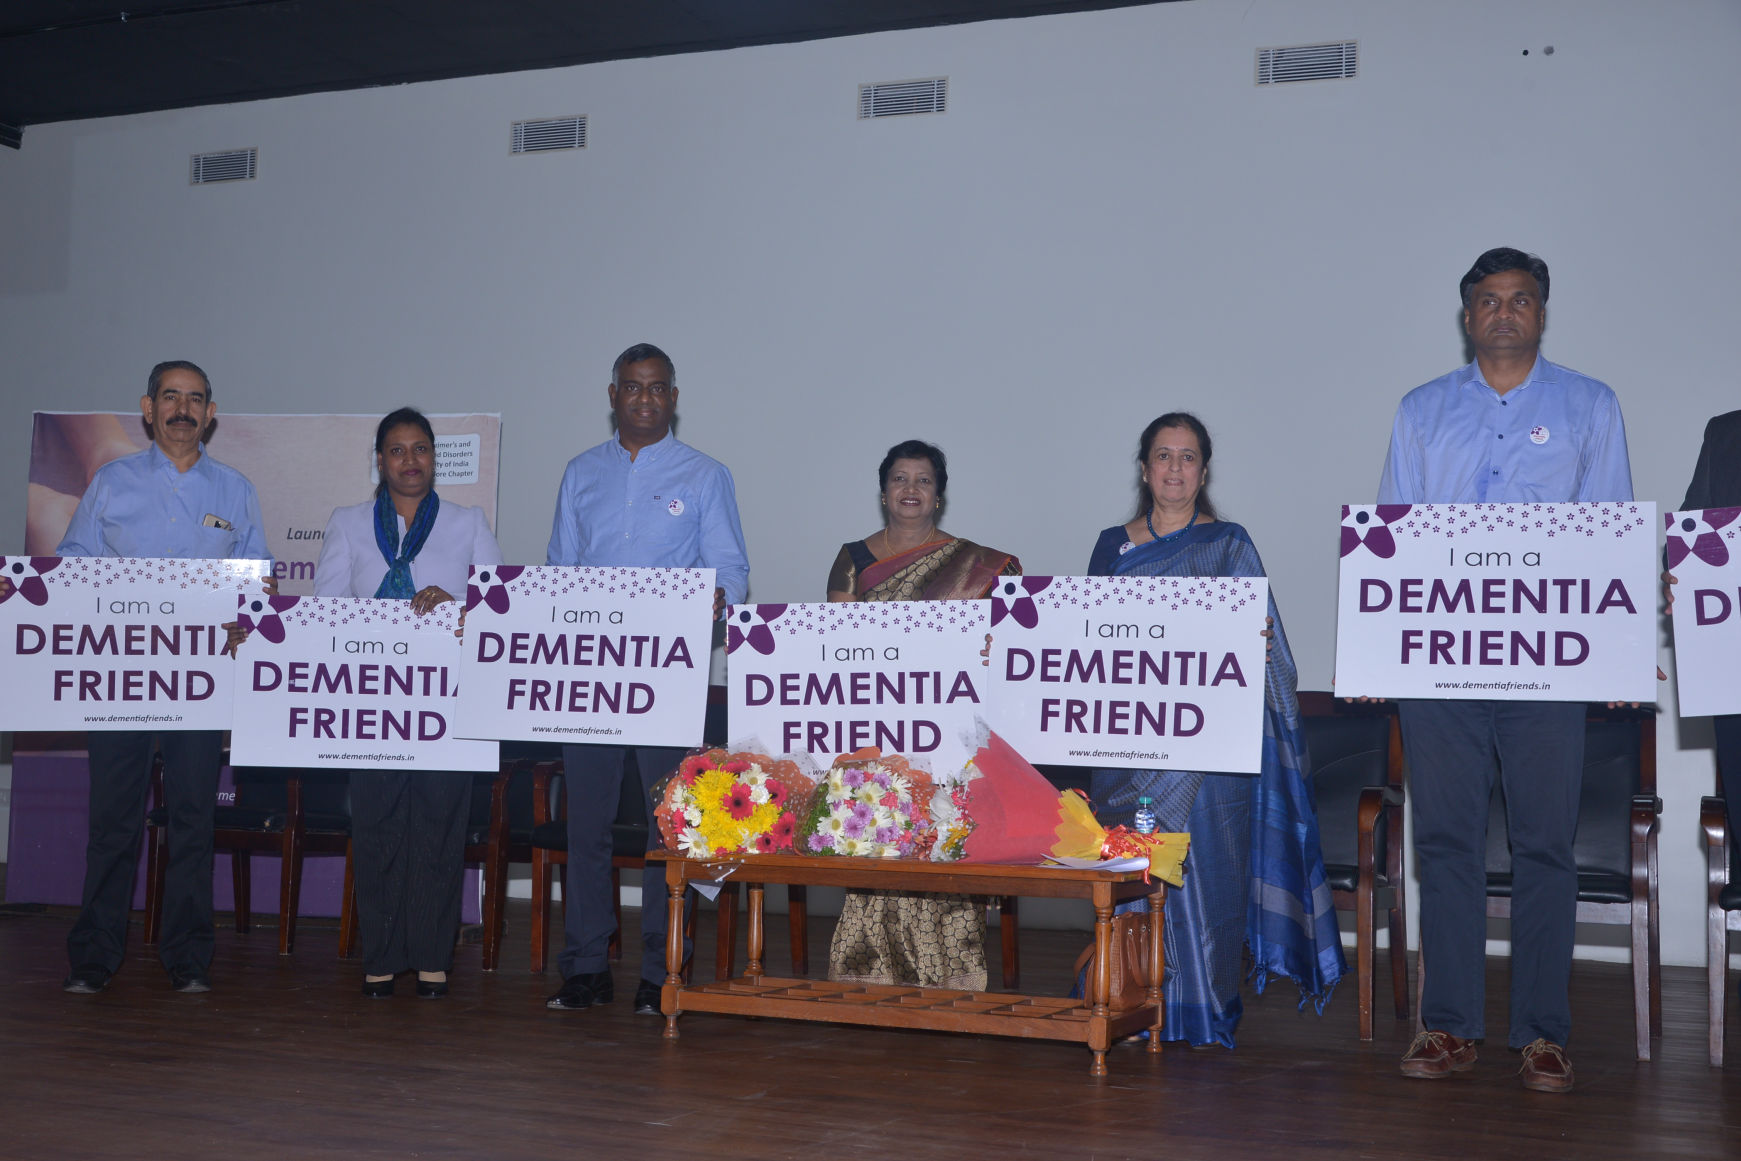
left=1107, top=521, right=1345, bottom=1012
left=856, top=538, right=1016, bottom=602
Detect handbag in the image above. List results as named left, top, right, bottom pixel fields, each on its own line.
left=1070, top=909, right=1156, bottom=1012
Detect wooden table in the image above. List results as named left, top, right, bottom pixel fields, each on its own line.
left=648, top=851, right=1166, bottom=1077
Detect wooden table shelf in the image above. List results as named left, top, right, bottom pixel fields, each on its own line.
left=649, top=851, right=1167, bottom=1077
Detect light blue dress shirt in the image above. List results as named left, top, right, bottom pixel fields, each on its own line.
left=314, top=498, right=504, bottom=598
left=545, top=432, right=750, bottom=605
left=57, top=443, right=271, bottom=561
left=1377, top=357, right=1633, bottom=504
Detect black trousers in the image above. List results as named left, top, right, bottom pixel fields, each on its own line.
left=558, top=744, right=689, bottom=986
left=348, top=770, right=473, bottom=976
left=1399, top=699, right=1584, bottom=1049
left=1718, top=713, right=1741, bottom=839
left=67, top=730, right=222, bottom=975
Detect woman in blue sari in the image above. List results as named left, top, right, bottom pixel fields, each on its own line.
left=1087, top=412, right=1343, bottom=1047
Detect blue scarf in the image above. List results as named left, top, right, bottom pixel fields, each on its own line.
left=372, top=489, right=439, bottom=600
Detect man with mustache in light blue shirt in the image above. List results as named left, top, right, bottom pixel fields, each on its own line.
left=56, top=360, right=269, bottom=997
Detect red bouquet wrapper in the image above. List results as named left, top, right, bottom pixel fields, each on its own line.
left=960, top=731, right=1080, bottom=864
left=958, top=730, right=1187, bottom=885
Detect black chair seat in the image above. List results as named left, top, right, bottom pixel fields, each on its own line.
left=1322, top=864, right=1399, bottom=895
left=1719, top=881, right=1741, bottom=912
left=1484, top=871, right=1631, bottom=905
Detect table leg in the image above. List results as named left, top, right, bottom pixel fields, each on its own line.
left=1147, top=883, right=1165, bottom=1052
left=746, top=883, right=765, bottom=979
left=663, top=861, right=687, bottom=1040
left=1089, top=882, right=1112, bottom=1078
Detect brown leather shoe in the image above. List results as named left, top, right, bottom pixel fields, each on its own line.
left=1518, top=1039, right=1574, bottom=1093
left=1399, top=1030, right=1478, bottom=1079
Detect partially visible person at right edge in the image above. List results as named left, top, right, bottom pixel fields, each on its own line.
left=1382, top=247, right=1633, bottom=1093
left=1670, top=411, right=1741, bottom=870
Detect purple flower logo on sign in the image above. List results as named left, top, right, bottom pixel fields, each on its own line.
left=989, top=576, right=1053, bottom=628
left=726, top=604, right=786, bottom=655
left=0, top=556, right=61, bottom=605
left=235, top=594, right=302, bottom=644
left=466, top=565, right=525, bottom=614
left=1665, top=508, right=1739, bottom=569
left=1340, top=504, right=1413, bottom=558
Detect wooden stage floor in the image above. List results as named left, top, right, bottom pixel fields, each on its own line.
left=3, top=890, right=1738, bottom=1161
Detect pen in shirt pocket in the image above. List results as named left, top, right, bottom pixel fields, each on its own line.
left=202, top=514, right=234, bottom=531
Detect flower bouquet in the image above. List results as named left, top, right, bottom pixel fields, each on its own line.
left=652, top=749, right=815, bottom=857
left=937, top=729, right=1189, bottom=886
left=797, top=749, right=933, bottom=859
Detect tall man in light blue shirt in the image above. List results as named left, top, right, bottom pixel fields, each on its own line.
left=56, top=360, right=270, bottom=996
left=1384, top=249, right=1632, bottom=1093
left=544, top=343, right=750, bottom=1016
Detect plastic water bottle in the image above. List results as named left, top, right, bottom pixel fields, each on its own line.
left=1133, top=796, right=1157, bottom=834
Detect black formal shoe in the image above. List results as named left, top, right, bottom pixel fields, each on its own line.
left=633, top=980, right=662, bottom=1016
left=545, top=970, right=613, bottom=1010
left=168, top=966, right=212, bottom=994
left=416, top=978, right=449, bottom=999
left=362, top=977, right=396, bottom=999
left=62, top=964, right=112, bottom=995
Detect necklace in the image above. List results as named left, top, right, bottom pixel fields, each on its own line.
left=1145, top=503, right=1197, bottom=545
left=880, top=527, right=945, bottom=558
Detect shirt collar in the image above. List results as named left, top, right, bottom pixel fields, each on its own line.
left=612, top=429, right=676, bottom=462
left=148, top=441, right=209, bottom=476
left=1461, top=354, right=1550, bottom=397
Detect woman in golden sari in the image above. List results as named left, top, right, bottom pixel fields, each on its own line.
left=824, top=439, right=1020, bottom=990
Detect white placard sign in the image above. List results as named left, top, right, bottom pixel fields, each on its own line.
left=0, top=556, right=267, bottom=731
left=229, top=596, right=496, bottom=770
left=1334, top=502, right=1657, bottom=702
left=455, top=565, right=715, bottom=746
left=725, top=600, right=989, bottom=774
left=1666, top=506, right=1741, bottom=718
left=985, top=575, right=1269, bottom=774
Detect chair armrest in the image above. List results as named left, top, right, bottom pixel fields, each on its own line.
left=531, top=761, right=557, bottom=826
left=1356, top=785, right=1384, bottom=874
left=1628, top=794, right=1660, bottom=841
left=1703, top=796, right=1729, bottom=904
left=489, top=761, right=519, bottom=846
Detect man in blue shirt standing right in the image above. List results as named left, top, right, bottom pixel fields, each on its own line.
left=1380, top=248, right=1633, bottom=1093
left=543, top=342, right=750, bottom=1017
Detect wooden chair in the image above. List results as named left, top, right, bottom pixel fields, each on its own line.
left=145, top=762, right=356, bottom=957
left=1484, top=705, right=1660, bottom=1061
left=1701, top=761, right=1740, bottom=1066
left=1299, top=691, right=1409, bottom=1040
left=528, top=756, right=709, bottom=976
left=463, top=756, right=534, bottom=972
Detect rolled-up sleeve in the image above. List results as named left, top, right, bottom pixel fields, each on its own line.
left=702, top=464, right=750, bottom=607
left=1575, top=389, right=1634, bottom=502
left=1376, top=399, right=1422, bottom=505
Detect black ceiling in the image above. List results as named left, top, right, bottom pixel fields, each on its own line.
left=0, top=0, right=1170, bottom=147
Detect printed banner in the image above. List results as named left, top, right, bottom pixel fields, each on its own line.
left=725, top=600, right=989, bottom=775
left=984, top=575, right=1269, bottom=774
left=27, top=411, right=500, bottom=594
left=228, top=596, right=496, bottom=770
left=1666, top=507, right=1741, bottom=718
left=455, top=565, right=715, bottom=747
left=0, top=556, right=268, bottom=731
left=1334, top=502, right=1657, bottom=702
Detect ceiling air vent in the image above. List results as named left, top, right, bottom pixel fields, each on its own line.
left=512, top=115, right=587, bottom=154
left=1256, top=41, right=1358, bottom=85
left=190, top=148, right=257, bottom=184
left=858, top=78, right=947, bottom=119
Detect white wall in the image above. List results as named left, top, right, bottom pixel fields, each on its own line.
left=2, top=0, right=1737, bottom=965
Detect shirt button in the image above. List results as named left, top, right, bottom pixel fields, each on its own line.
left=1497, top=434, right=1504, bottom=439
